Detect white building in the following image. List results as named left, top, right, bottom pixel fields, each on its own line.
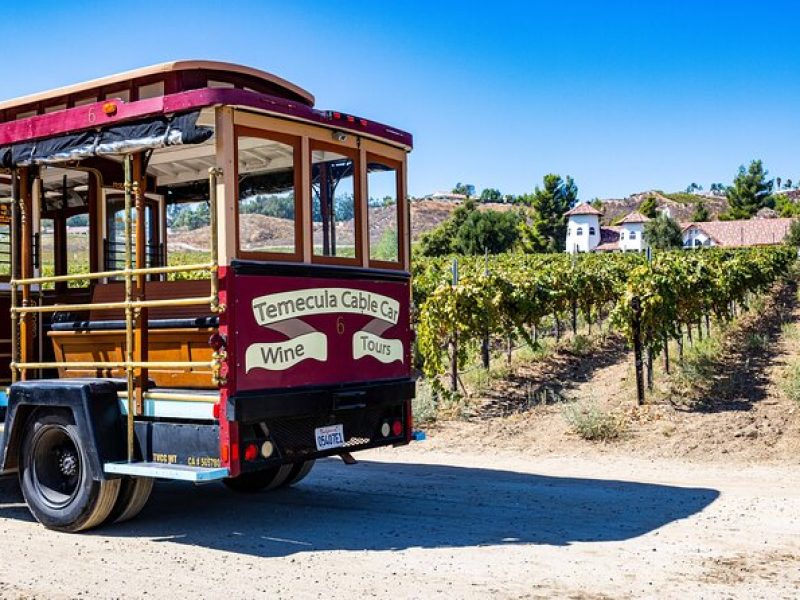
left=565, top=203, right=602, bottom=253
left=617, top=211, right=650, bottom=252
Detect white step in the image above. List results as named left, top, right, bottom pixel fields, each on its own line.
left=104, top=461, right=229, bottom=482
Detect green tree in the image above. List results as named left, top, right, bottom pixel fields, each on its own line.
left=639, top=195, right=658, bottom=218
left=479, top=188, right=502, bottom=202
left=786, top=220, right=800, bottom=247
left=775, top=194, right=800, bottom=217
left=643, top=213, right=683, bottom=249
left=518, top=174, right=577, bottom=253
left=691, top=201, right=710, bottom=222
left=455, top=209, right=521, bottom=254
left=172, top=202, right=210, bottom=230
left=66, top=214, right=89, bottom=227
left=418, top=199, right=521, bottom=256
left=724, top=160, right=774, bottom=219
left=452, top=182, right=475, bottom=198
left=590, top=198, right=603, bottom=211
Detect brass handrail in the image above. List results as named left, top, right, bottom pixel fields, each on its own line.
left=12, top=295, right=218, bottom=314
left=13, top=361, right=215, bottom=370
left=11, top=262, right=215, bottom=286
left=116, top=390, right=220, bottom=403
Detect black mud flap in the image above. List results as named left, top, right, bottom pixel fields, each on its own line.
left=0, top=379, right=126, bottom=480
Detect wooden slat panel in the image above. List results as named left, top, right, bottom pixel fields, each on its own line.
left=89, top=279, right=212, bottom=320
left=48, top=327, right=215, bottom=389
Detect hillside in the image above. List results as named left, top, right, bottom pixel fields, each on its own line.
left=169, top=201, right=517, bottom=251
left=167, top=193, right=737, bottom=253
left=598, top=191, right=729, bottom=224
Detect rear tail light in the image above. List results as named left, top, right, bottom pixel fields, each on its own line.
left=244, top=444, right=258, bottom=462
left=392, top=420, right=403, bottom=437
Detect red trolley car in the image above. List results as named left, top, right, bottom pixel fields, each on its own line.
left=0, top=60, right=415, bottom=531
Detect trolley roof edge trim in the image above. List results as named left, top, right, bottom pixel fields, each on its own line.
left=0, top=60, right=315, bottom=112
left=0, top=88, right=413, bottom=150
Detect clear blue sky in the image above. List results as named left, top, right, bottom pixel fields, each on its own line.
left=1, top=1, right=798, bottom=200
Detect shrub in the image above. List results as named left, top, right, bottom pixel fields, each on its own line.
left=745, top=332, right=769, bottom=352
left=780, top=362, right=800, bottom=405
left=562, top=402, right=626, bottom=441
left=412, top=381, right=439, bottom=423
left=568, top=334, right=592, bottom=356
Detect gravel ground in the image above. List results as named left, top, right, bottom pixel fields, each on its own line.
left=1, top=445, right=798, bottom=599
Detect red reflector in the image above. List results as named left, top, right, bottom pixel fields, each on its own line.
left=392, top=420, right=403, bottom=436
left=212, top=404, right=220, bottom=419
left=244, top=444, right=258, bottom=462
left=231, top=443, right=240, bottom=462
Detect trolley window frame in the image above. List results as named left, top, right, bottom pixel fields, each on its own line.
left=308, top=139, right=363, bottom=267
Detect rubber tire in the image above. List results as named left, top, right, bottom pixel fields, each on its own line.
left=282, top=460, right=315, bottom=487
left=106, top=476, right=154, bottom=524
left=223, top=464, right=293, bottom=493
left=19, top=413, right=120, bottom=533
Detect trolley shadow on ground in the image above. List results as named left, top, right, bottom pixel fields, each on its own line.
left=0, top=477, right=33, bottom=522
left=52, top=458, right=723, bottom=558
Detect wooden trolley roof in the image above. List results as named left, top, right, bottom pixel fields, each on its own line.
left=0, top=60, right=412, bottom=151
left=0, top=60, right=315, bottom=120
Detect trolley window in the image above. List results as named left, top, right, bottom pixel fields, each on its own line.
left=236, top=129, right=301, bottom=259
left=311, top=142, right=360, bottom=263
left=367, top=157, right=402, bottom=267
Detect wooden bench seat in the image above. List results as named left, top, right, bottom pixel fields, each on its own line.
left=48, top=279, right=217, bottom=389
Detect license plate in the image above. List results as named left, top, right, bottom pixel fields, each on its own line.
left=315, top=424, right=345, bottom=451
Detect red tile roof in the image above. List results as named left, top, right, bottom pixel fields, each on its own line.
left=682, top=218, right=795, bottom=247
left=618, top=211, right=650, bottom=224
left=565, top=203, right=602, bottom=216
left=595, top=242, right=620, bottom=251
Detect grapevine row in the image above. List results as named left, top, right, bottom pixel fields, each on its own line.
left=413, top=247, right=796, bottom=395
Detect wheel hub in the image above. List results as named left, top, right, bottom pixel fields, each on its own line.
left=58, top=450, right=79, bottom=478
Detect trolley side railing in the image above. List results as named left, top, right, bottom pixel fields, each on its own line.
left=8, top=160, right=225, bottom=462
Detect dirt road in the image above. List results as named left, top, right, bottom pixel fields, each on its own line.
left=0, top=445, right=798, bottom=599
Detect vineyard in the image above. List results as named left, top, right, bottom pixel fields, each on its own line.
left=413, top=246, right=797, bottom=404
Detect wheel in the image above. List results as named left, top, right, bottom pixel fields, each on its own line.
left=106, top=476, right=154, bottom=524
left=18, top=412, right=120, bottom=532
left=282, top=460, right=315, bottom=487
left=223, top=464, right=293, bottom=493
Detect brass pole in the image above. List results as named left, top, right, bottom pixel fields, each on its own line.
left=123, top=155, right=135, bottom=463
left=133, top=154, right=147, bottom=415
left=9, top=170, right=19, bottom=384
left=18, top=168, right=30, bottom=381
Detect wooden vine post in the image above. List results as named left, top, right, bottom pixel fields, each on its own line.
left=631, top=295, right=645, bottom=405
left=450, top=258, right=459, bottom=393
left=481, top=249, right=490, bottom=369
